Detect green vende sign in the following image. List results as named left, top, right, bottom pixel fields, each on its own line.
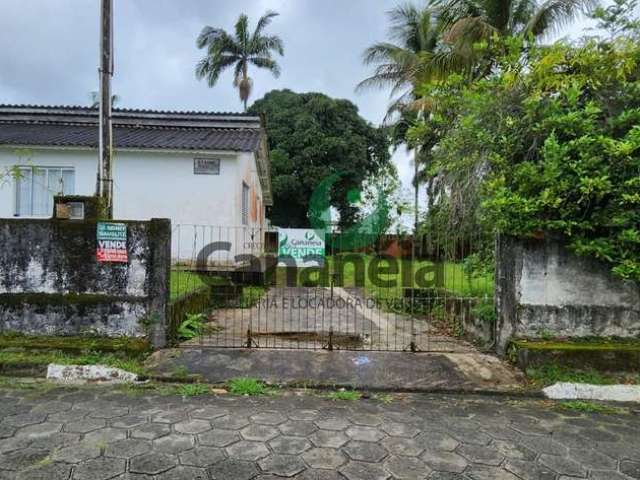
left=278, top=228, right=325, bottom=267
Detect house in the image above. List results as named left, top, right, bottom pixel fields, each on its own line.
left=0, top=105, right=273, bottom=265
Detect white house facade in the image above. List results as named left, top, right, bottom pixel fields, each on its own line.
left=0, top=105, right=273, bottom=264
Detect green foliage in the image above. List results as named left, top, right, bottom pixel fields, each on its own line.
left=0, top=333, right=150, bottom=357
left=559, top=400, right=626, bottom=414
left=0, top=349, right=148, bottom=376
left=590, top=0, right=640, bottom=39
left=249, top=90, right=391, bottom=228
left=227, top=377, right=272, bottom=395
left=177, top=313, right=206, bottom=341
left=412, top=27, right=640, bottom=282
left=471, top=300, right=496, bottom=324
left=239, top=287, right=266, bottom=308
left=174, top=383, right=210, bottom=397
left=526, top=363, right=616, bottom=386
left=325, top=390, right=362, bottom=401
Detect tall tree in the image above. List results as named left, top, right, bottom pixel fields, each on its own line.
left=436, top=0, right=596, bottom=70
left=357, top=2, right=443, bottom=120
left=195, top=11, right=284, bottom=111
left=249, top=90, right=391, bottom=228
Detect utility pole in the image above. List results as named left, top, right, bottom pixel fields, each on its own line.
left=98, top=0, right=114, bottom=217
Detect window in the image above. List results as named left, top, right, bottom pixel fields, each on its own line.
left=15, top=166, right=75, bottom=217
left=241, top=182, right=249, bottom=225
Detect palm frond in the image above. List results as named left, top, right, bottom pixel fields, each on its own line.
left=233, top=60, right=245, bottom=87
left=388, top=2, right=421, bottom=44
left=483, top=0, right=515, bottom=33
left=523, top=0, right=595, bottom=37
left=356, top=61, right=415, bottom=93
left=251, top=35, right=284, bottom=56
left=249, top=57, right=281, bottom=77
left=436, top=0, right=484, bottom=30
left=362, top=42, right=408, bottom=65
left=195, top=57, right=223, bottom=86
left=195, top=54, right=238, bottom=86
left=444, top=16, right=499, bottom=44
left=253, top=10, right=279, bottom=38
left=197, top=26, right=225, bottom=48
left=510, top=0, right=537, bottom=31
left=235, top=14, right=249, bottom=48
left=428, top=48, right=474, bottom=75
left=382, top=90, right=416, bottom=125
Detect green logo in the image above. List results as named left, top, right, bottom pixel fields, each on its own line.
left=279, top=233, right=289, bottom=248
left=308, top=172, right=390, bottom=250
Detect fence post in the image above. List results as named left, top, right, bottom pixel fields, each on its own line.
left=149, top=218, right=171, bottom=349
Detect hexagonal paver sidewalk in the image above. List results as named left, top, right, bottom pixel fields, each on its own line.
left=0, top=383, right=638, bottom=480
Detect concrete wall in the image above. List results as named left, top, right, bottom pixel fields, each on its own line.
left=0, top=217, right=171, bottom=347
left=0, top=147, right=266, bottom=264
left=495, top=235, right=640, bottom=353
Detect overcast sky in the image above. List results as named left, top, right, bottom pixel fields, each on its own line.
left=0, top=0, right=596, bottom=211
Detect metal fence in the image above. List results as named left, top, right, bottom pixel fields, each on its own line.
left=171, top=225, right=495, bottom=353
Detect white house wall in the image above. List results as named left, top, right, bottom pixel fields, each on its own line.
left=0, top=148, right=97, bottom=215
left=0, top=147, right=268, bottom=265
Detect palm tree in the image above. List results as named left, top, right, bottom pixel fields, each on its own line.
left=436, top=0, right=596, bottom=69
left=195, top=11, right=284, bottom=111
left=357, top=3, right=443, bottom=121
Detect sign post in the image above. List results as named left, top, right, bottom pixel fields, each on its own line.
left=97, top=222, right=128, bottom=263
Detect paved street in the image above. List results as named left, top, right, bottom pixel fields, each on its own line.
left=0, top=384, right=639, bottom=479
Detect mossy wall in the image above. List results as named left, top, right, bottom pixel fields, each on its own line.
left=0, top=217, right=171, bottom=347
left=495, top=235, right=640, bottom=355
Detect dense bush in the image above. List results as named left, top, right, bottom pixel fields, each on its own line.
left=411, top=34, right=640, bottom=281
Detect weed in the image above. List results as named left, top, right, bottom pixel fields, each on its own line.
left=239, top=287, right=266, bottom=308
left=471, top=300, right=496, bottom=324
left=372, top=393, right=394, bottom=405
left=559, top=401, right=626, bottom=414
left=227, top=377, right=272, bottom=396
left=177, top=313, right=206, bottom=341
left=538, top=329, right=555, bottom=341
left=171, top=365, right=189, bottom=377
left=175, top=383, right=210, bottom=396
left=325, top=390, right=361, bottom=401
left=0, top=349, right=148, bottom=376
left=526, top=363, right=618, bottom=387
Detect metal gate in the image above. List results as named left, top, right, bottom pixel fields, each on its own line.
left=171, top=225, right=494, bottom=352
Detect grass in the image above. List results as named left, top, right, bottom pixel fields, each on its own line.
left=171, top=270, right=266, bottom=307
left=239, top=286, right=266, bottom=308
left=0, top=349, right=148, bottom=376
left=372, top=393, right=394, bottom=404
left=227, top=377, right=274, bottom=396
left=513, top=338, right=640, bottom=351
left=559, top=400, right=626, bottom=414
left=0, top=332, right=150, bottom=356
left=526, top=362, right=639, bottom=387
left=274, top=254, right=494, bottom=300
left=174, top=383, right=211, bottom=396
left=325, top=390, right=362, bottom=401
left=170, top=270, right=234, bottom=301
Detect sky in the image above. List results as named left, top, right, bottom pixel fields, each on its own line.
left=0, top=0, right=596, bottom=216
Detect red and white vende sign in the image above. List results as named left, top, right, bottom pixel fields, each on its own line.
left=96, top=222, right=128, bottom=263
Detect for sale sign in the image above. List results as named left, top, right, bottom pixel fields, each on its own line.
left=97, top=222, right=128, bottom=263
left=278, top=228, right=325, bottom=267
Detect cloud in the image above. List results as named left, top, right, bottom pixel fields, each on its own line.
left=0, top=0, right=594, bottom=220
